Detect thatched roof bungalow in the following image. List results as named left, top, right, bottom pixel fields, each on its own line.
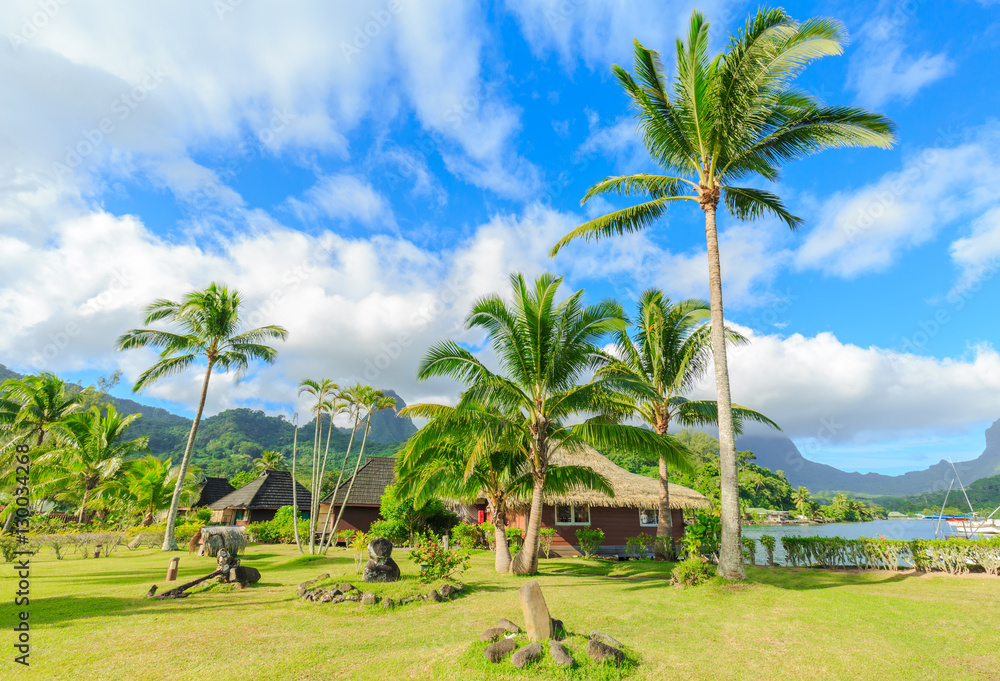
left=209, top=470, right=311, bottom=525
left=496, top=446, right=712, bottom=557
left=318, top=457, right=396, bottom=538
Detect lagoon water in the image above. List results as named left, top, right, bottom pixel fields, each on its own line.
left=741, top=518, right=957, bottom=566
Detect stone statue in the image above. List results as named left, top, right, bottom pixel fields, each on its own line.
left=362, top=537, right=401, bottom=582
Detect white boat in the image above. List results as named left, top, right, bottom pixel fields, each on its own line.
left=945, top=517, right=1000, bottom=536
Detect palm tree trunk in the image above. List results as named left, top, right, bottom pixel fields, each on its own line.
left=1, top=508, right=14, bottom=535
left=161, top=361, right=213, bottom=551
left=508, top=472, right=545, bottom=575
left=77, top=485, right=91, bottom=524
left=655, top=457, right=673, bottom=560
left=492, top=508, right=512, bottom=573
left=331, top=419, right=371, bottom=538
left=320, top=413, right=360, bottom=553
left=703, top=203, right=745, bottom=580
left=308, top=409, right=321, bottom=553
left=291, top=418, right=303, bottom=554
left=311, top=414, right=334, bottom=553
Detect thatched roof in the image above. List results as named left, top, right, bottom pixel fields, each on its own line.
left=521, top=446, right=712, bottom=511
left=209, top=470, right=311, bottom=510
left=321, top=457, right=396, bottom=506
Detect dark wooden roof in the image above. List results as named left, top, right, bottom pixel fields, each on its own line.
left=194, top=477, right=236, bottom=507
left=322, top=457, right=396, bottom=506
left=209, top=470, right=311, bottom=510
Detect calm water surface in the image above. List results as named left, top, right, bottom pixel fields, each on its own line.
left=741, top=518, right=957, bottom=566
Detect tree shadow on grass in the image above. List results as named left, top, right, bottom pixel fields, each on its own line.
left=746, top=566, right=919, bottom=590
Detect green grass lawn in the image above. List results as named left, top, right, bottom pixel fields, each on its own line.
left=3, top=544, right=998, bottom=680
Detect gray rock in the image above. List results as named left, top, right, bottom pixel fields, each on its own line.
left=484, top=639, right=517, bottom=663
left=368, top=537, right=393, bottom=559
left=479, top=628, right=506, bottom=643
left=586, top=640, right=625, bottom=666
left=233, top=565, right=260, bottom=584
left=332, top=595, right=345, bottom=603
left=382, top=598, right=395, bottom=608
left=363, top=556, right=401, bottom=582
left=316, top=573, right=330, bottom=581
left=439, top=583, right=457, bottom=597
left=427, top=589, right=443, bottom=602
left=318, top=591, right=333, bottom=603
left=511, top=642, right=542, bottom=668
left=549, top=641, right=574, bottom=668
left=340, top=582, right=356, bottom=592
left=589, top=630, right=624, bottom=648
left=360, top=592, right=378, bottom=605
left=497, top=618, right=520, bottom=633
left=517, top=580, right=552, bottom=641
left=344, top=594, right=360, bottom=602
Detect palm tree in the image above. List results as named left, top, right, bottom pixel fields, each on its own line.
left=599, top=290, right=778, bottom=558
left=793, top=486, right=811, bottom=517
left=397, top=401, right=613, bottom=573
left=252, top=450, right=287, bottom=474
left=550, top=10, right=895, bottom=578
left=319, top=384, right=365, bottom=553
left=124, top=455, right=201, bottom=526
left=0, top=373, right=83, bottom=533
left=37, top=405, right=149, bottom=522
left=414, top=272, right=692, bottom=575
left=116, top=282, right=288, bottom=550
left=329, top=386, right=396, bottom=541
left=298, top=378, right=338, bottom=553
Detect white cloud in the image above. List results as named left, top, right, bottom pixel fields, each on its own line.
left=795, top=124, right=1000, bottom=277
left=847, top=15, right=955, bottom=107
left=288, top=174, right=395, bottom=228
left=690, top=326, right=1000, bottom=446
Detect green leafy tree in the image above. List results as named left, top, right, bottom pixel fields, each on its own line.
left=396, top=401, right=612, bottom=573
left=116, top=282, right=288, bottom=550
left=599, top=290, right=778, bottom=558
left=412, top=272, right=691, bottom=575
left=793, top=486, right=811, bottom=517
left=37, top=405, right=149, bottom=523
left=550, top=10, right=895, bottom=578
left=252, top=449, right=287, bottom=474
left=123, top=455, right=201, bottom=526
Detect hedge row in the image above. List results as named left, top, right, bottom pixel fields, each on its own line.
left=778, top=536, right=1000, bottom=575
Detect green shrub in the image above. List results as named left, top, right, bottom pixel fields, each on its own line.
left=377, top=482, right=458, bottom=546
left=246, top=506, right=308, bottom=544
left=481, top=522, right=496, bottom=551
left=539, top=528, right=557, bottom=558
left=625, top=535, right=652, bottom=560
left=0, top=536, right=19, bottom=562
left=505, top=527, right=524, bottom=549
left=759, top=534, right=776, bottom=567
left=742, top=537, right=757, bottom=566
left=451, top=522, right=484, bottom=550
left=369, top=518, right=408, bottom=546
left=682, top=512, right=721, bottom=560
left=672, top=556, right=714, bottom=586
left=350, top=531, right=369, bottom=574
left=408, top=533, right=471, bottom=582
left=187, top=507, right=212, bottom=525
left=575, top=528, right=604, bottom=558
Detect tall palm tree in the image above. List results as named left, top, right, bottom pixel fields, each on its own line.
left=600, top=290, right=778, bottom=558
left=397, top=400, right=614, bottom=573
left=319, top=384, right=365, bottom=553
left=37, top=405, right=149, bottom=522
left=550, top=10, right=895, bottom=578
left=415, top=272, right=692, bottom=575
left=123, top=455, right=201, bottom=526
left=793, top=486, right=811, bottom=517
left=329, top=386, right=396, bottom=540
left=252, top=450, right=287, bottom=474
left=298, top=378, right=338, bottom=554
left=116, top=282, right=288, bottom=550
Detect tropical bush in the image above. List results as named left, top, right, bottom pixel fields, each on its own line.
left=408, top=533, right=471, bottom=582
left=742, top=537, right=757, bottom=566
left=377, top=483, right=458, bottom=546
left=575, top=528, right=604, bottom=558
left=625, top=535, right=652, bottom=560
left=451, top=522, right=485, bottom=550
left=779, top=536, right=1000, bottom=575
left=368, top=519, right=408, bottom=546
left=759, top=534, right=776, bottom=567
left=0, top=536, right=19, bottom=562
left=539, top=528, right=557, bottom=558
left=246, top=506, right=308, bottom=544
left=481, top=522, right=497, bottom=551
left=672, top=556, right=715, bottom=586
left=505, top=527, right=524, bottom=550
left=682, top=512, right=721, bottom=560
left=350, top=531, right=369, bottom=574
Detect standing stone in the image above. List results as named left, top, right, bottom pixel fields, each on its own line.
left=589, top=631, right=624, bottom=648
left=484, top=639, right=517, bottom=663
left=517, top=580, right=552, bottom=641
left=363, top=538, right=401, bottom=582
left=550, top=641, right=574, bottom=668
left=511, top=642, right=542, bottom=668
left=586, top=640, right=625, bottom=666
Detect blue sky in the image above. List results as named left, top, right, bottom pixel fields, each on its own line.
left=2, top=0, right=1000, bottom=476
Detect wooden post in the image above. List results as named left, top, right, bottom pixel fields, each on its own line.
left=443, top=534, right=450, bottom=551
left=166, top=557, right=180, bottom=582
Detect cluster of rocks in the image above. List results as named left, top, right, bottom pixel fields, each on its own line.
left=297, top=572, right=462, bottom=608
left=479, top=580, right=627, bottom=669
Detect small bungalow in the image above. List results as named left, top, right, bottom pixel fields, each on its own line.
left=209, top=469, right=312, bottom=526
left=318, top=457, right=396, bottom=536
left=498, top=446, right=712, bottom=557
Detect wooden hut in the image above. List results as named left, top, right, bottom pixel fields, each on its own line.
left=496, top=446, right=712, bottom=557
left=209, top=470, right=312, bottom=525
left=318, top=457, right=396, bottom=536
left=187, top=526, right=248, bottom=556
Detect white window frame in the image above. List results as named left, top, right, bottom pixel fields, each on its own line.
left=639, top=508, right=659, bottom=527
left=554, top=504, right=591, bottom=526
